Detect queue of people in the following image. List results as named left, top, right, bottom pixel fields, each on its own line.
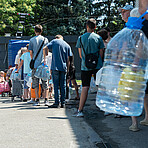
left=0, top=1, right=148, bottom=133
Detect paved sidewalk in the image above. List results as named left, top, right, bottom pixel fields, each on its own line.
left=0, top=96, right=102, bottom=148
left=1, top=90, right=148, bottom=148
left=78, top=92, right=148, bottom=148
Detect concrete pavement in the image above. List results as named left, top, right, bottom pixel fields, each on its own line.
left=81, top=92, right=148, bottom=148
left=1, top=90, right=148, bottom=148
left=0, top=96, right=102, bottom=148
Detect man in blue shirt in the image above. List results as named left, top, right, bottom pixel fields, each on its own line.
left=43, top=35, right=72, bottom=108
left=74, top=18, right=104, bottom=117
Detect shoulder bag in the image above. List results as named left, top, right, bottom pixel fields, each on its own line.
left=30, top=38, right=45, bottom=69
left=80, top=36, right=99, bottom=69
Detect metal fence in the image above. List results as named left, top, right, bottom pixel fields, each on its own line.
left=0, top=35, right=81, bottom=79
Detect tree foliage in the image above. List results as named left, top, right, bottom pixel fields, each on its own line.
left=0, top=0, right=136, bottom=36
left=0, top=0, right=38, bottom=36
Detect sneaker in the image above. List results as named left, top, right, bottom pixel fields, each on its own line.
left=140, top=119, right=148, bottom=126
left=33, top=101, right=40, bottom=106
left=27, top=100, right=36, bottom=104
left=129, top=124, right=140, bottom=132
left=61, top=104, right=65, bottom=108
left=72, top=110, right=84, bottom=117
left=44, top=100, right=50, bottom=106
left=48, top=103, right=59, bottom=108
left=22, top=99, right=27, bottom=102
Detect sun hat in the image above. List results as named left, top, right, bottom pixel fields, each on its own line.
left=119, top=5, right=133, bottom=12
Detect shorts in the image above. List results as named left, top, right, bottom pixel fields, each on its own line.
left=145, top=82, right=148, bottom=94
left=32, top=69, right=48, bottom=89
left=23, top=73, right=29, bottom=89
left=81, top=69, right=99, bottom=87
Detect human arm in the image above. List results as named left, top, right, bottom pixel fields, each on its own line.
left=99, top=48, right=104, bottom=59
left=43, top=46, right=49, bottom=65
left=16, top=60, right=24, bottom=73
left=139, top=0, right=148, bottom=20
left=30, top=50, right=33, bottom=60
left=76, top=36, right=82, bottom=59
left=78, top=48, right=82, bottom=59
left=67, top=56, right=70, bottom=74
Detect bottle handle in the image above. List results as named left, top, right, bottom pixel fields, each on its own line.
left=139, top=9, right=148, bottom=19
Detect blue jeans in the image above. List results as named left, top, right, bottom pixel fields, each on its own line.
left=52, top=70, right=66, bottom=105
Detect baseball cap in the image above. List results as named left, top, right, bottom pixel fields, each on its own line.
left=119, top=5, right=133, bottom=12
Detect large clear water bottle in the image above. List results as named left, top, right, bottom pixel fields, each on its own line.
left=42, top=65, right=50, bottom=81
left=96, top=11, right=148, bottom=116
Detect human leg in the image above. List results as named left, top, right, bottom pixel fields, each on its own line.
left=77, top=70, right=92, bottom=112
left=74, top=70, right=98, bottom=117
left=140, top=94, right=148, bottom=125
left=66, top=76, right=70, bottom=99
left=32, top=69, right=40, bottom=105
left=23, top=73, right=29, bottom=101
left=129, top=116, right=139, bottom=131
left=49, top=84, right=53, bottom=99
left=143, top=94, right=148, bottom=120
left=52, top=70, right=60, bottom=105
left=59, top=71, right=66, bottom=106
left=78, top=86, right=89, bottom=111
left=42, top=79, right=49, bottom=106
left=71, top=79, right=79, bottom=99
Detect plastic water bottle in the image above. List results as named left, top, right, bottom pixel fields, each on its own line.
left=42, top=64, right=50, bottom=81
left=24, top=71, right=32, bottom=82
left=14, top=69, right=21, bottom=80
left=90, top=74, right=97, bottom=93
left=96, top=11, right=148, bottom=116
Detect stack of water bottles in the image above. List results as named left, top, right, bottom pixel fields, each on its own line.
left=34, top=63, right=50, bottom=81
left=96, top=10, right=148, bottom=116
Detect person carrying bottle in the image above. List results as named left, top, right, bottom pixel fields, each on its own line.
left=128, top=5, right=148, bottom=132
left=28, top=24, right=49, bottom=106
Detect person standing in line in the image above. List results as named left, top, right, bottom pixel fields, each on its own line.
left=103, top=27, right=112, bottom=46
left=138, top=0, right=148, bottom=127
left=74, top=18, right=104, bottom=117
left=119, top=4, right=133, bottom=23
left=97, top=28, right=113, bottom=117
left=97, top=28, right=108, bottom=62
left=16, top=47, right=31, bottom=102
left=129, top=3, right=148, bottom=132
left=43, top=35, right=72, bottom=108
left=28, top=24, right=49, bottom=106
left=66, top=53, right=80, bottom=101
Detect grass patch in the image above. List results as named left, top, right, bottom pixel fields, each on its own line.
left=76, top=80, right=82, bottom=85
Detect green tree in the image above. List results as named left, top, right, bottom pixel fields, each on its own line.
left=92, top=0, right=136, bottom=36
left=0, top=0, right=136, bottom=36
left=0, top=0, right=38, bottom=36
left=39, top=0, right=92, bottom=36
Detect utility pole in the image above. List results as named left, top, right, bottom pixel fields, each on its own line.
left=16, top=13, right=30, bottom=38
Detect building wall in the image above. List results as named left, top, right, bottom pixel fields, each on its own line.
left=0, top=36, right=81, bottom=79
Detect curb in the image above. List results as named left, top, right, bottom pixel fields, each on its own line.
left=82, top=121, right=110, bottom=148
